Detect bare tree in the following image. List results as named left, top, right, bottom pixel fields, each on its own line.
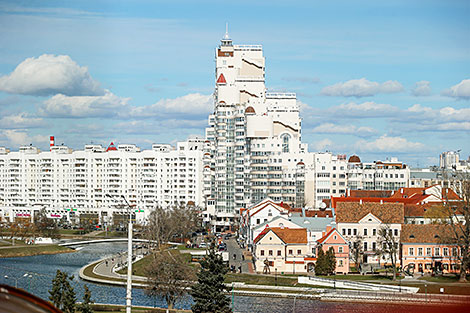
left=350, top=236, right=363, bottom=273
left=145, top=207, right=173, bottom=251
left=35, top=208, right=60, bottom=239
left=376, top=225, right=400, bottom=281
left=145, top=249, right=195, bottom=310
left=442, top=174, right=470, bottom=282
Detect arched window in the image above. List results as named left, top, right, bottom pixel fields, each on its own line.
left=281, top=134, right=290, bottom=153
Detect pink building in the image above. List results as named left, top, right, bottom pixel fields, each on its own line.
left=401, top=224, right=461, bottom=274
left=317, top=227, right=350, bottom=274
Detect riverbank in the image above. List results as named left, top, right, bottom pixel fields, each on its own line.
left=0, top=244, right=75, bottom=258
left=78, top=255, right=470, bottom=308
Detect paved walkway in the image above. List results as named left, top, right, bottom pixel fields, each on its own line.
left=225, top=238, right=254, bottom=273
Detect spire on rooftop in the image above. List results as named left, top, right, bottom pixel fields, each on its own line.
left=221, top=22, right=232, bottom=46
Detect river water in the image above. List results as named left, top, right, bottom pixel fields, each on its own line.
left=0, top=243, right=462, bottom=312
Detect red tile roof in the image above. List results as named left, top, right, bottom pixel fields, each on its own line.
left=336, top=202, right=404, bottom=224
left=254, top=227, right=307, bottom=244
left=401, top=224, right=459, bottom=244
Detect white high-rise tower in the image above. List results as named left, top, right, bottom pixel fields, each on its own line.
left=204, top=31, right=314, bottom=232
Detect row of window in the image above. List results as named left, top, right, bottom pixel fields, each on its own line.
left=408, top=247, right=460, bottom=257
left=342, top=228, right=399, bottom=237
left=260, top=249, right=302, bottom=256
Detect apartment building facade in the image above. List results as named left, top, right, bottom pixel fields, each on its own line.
left=0, top=139, right=204, bottom=224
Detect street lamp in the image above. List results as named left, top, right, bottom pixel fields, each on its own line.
left=4, top=275, right=18, bottom=288
left=107, top=194, right=134, bottom=313
left=23, top=273, right=33, bottom=291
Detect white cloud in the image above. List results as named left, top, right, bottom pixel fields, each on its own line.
left=441, top=79, right=470, bottom=99
left=313, top=139, right=333, bottom=151
left=39, top=90, right=130, bottom=118
left=0, top=54, right=104, bottom=96
left=355, top=135, right=425, bottom=153
left=333, top=101, right=399, bottom=117
left=311, top=123, right=376, bottom=137
left=1, top=130, right=48, bottom=147
left=411, top=81, right=432, bottom=96
left=0, top=113, right=44, bottom=129
left=321, top=78, right=403, bottom=97
left=405, top=104, right=470, bottom=122
left=129, top=93, right=212, bottom=117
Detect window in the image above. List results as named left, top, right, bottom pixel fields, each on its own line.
left=372, top=242, right=376, bottom=251
left=443, top=248, right=449, bottom=256
left=372, top=229, right=376, bottom=236
left=256, top=219, right=260, bottom=224
left=277, top=250, right=281, bottom=256
left=364, top=229, right=368, bottom=236
left=409, top=248, right=414, bottom=256
left=452, top=247, right=458, bottom=256
left=426, top=248, right=432, bottom=256
left=281, top=134, right=291, bottom=153
left=364, top=242, right=368, bottom=251
left=269, top=250, right=273, bottom=256
left=339, top=260, right=343, bottom=267
left=418, top=248, right=423, bottom=256
left=289, top=249, right=293, bottom=255
left=394, top=229, right=398, bottom=236
left=297, top=249, right=301, bottom=255
left=260, top=250, right=264, bottom=256
left=342, top=229, right=346, bottom=235
left=353, top=229, right=357, bottom=236
left=339, top=247, right=343, bottom=253
left=348, top=229, right=351, bottom=235
left=435, top=247, right=440, bottom=256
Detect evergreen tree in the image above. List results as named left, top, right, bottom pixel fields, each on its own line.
left=79, top=284, right=94, bottom=313
left=49, top=270, right=76, bottom=313
left=315, top=247, right=326, bottom=275
left=326, top=247, right=337, bottom=275
left=191, top=242, right=232, bottom=313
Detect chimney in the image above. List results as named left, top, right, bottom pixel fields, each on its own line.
left=302, top=206, right=306, bottom=217
left=400, top=188, right=403, bottom=194
left=359, top=199, right=363, bottom=205
left=326, top=225, right=332, bottom=233
left=50, top=136, right=55, bottom=151
left=380, top=199, right=383, bottom=204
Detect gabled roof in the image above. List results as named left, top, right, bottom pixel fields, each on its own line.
left=254, top=227, right=307, bottom=245
left=247, top=198, right=289, bottom=217
left=401, top=224, right=458, bottom=244
left=336, top=202, right=404, bottom=224
left=106, top=142, right=117, bottom=151
left=317, top=228, right=347, bottom=245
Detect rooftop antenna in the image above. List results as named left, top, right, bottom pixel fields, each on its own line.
left=224, top=22, right=230, bottom=39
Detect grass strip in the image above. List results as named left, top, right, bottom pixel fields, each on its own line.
left=0, top=244, right=74, bottom=258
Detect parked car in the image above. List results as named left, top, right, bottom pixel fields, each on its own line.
left=198, top=242, right=208, bottom=248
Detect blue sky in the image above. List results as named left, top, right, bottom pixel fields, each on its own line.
left=0, top=0, right=469, bottom=167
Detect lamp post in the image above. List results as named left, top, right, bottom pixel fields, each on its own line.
left=107, top=194, right=133, bottom=313
left=23, top=273, right=33, bottom=291
left=4, top=275, right=18, bottom=288
left=424, top=284, right=427, bottom=302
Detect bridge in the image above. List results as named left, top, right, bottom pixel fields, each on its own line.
left=59, top=238, right=156, bottom=247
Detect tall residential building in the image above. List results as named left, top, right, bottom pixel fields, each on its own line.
left=439, top=151, right=460, bottom=169
left=204, top=31, right=315, bottom=231
left=0, top=139, right=204, bottom=224
left=347, top=156, right=409, bottom=191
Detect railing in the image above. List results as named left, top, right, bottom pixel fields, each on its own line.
left=323, top=289, right=470, bottom=304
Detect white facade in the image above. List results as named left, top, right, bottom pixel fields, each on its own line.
left=347, top=157, right=409, bottom=191
left=0, top=139, right=204, bottom=224
left=204, top=31, right=315, bottom=231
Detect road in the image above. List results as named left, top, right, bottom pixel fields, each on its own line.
left=224, top=238, right=254, bottom=273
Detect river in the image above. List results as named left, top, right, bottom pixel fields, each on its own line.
left=0, top=243, right=461, bottom=312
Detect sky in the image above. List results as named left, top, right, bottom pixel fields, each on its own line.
left=0, top=0, right=469, bottom=167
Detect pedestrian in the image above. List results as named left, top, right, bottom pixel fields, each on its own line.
left=242, top=254, right=245, bottom=261
left=105, top=260, right=108, bottom=267
left=233, top=254, right=236, bottom=260
left=238, top=265, right=242, bottom=273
